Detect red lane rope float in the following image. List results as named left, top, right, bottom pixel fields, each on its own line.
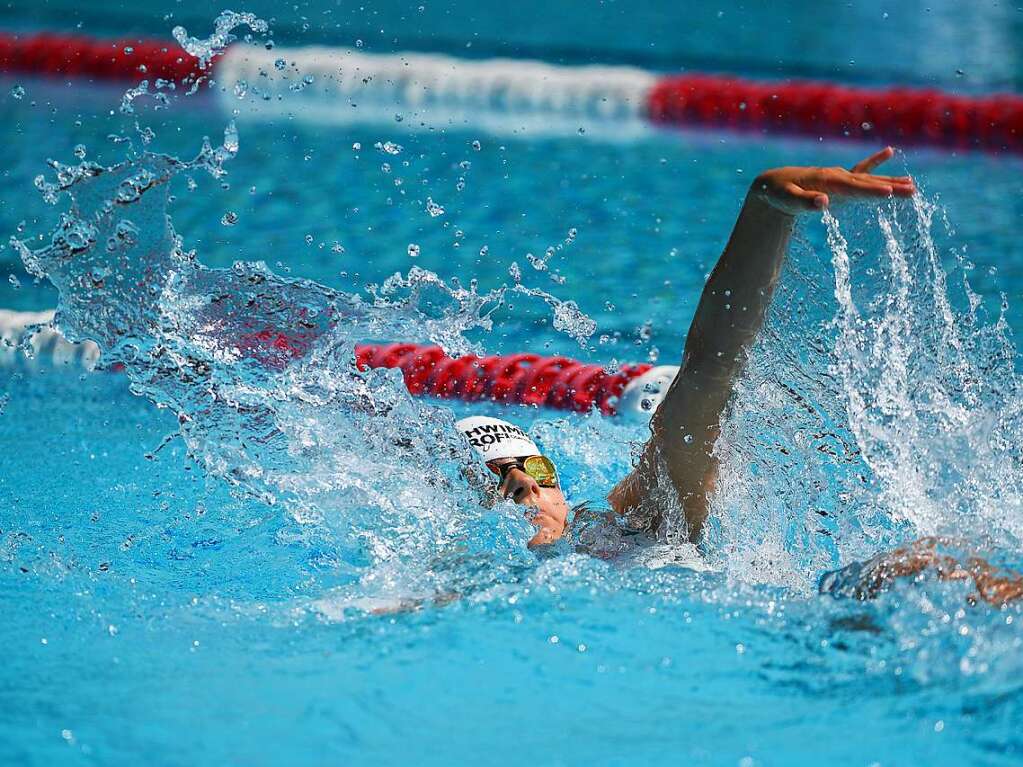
left=648, top=74, right=1023, bottom=152
left=0, top=31, right=202, bottom=83
left=354, top=342, right=652, bottom=416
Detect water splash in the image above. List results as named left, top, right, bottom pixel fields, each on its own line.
left=8, top=27, right=605, bottom=602
left=11, top=127, right=532, bottom=598
left=172, top=10, right=270, bottom=70
left=708, top=196, right=1023, bottom=590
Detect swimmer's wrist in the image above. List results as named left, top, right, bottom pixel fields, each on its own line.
left=747, top=180, right=797, bottom=219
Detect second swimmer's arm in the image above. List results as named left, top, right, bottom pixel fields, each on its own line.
left=609, top=148, right=915, bottom=541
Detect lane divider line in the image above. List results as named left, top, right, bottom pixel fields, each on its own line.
left=2, top=31, right=1023, bottom=150
left=0, top=309, right=672, bottom=418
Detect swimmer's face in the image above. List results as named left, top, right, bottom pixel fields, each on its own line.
left=490, top=457, right=570, bottom=545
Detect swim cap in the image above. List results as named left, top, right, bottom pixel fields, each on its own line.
left=616, top=365, right=680, bottom=421
left=456, top=416, right=540, bottom=462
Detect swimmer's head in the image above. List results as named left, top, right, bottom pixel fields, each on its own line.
left=457, top=415, right=570, bottom=545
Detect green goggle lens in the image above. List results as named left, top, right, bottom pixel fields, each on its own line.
left=522, top=455, right=559, bottom=488
left=487, top=455, right=560, bottom=489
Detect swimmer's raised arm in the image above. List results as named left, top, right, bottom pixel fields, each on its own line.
left=609, top=147, right=915, bottom=541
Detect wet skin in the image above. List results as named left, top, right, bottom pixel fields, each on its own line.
left=490, top=459, right=570, bottom=548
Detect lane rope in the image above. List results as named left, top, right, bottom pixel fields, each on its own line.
left=0, top=309, right=673, bottom=418
left=2, top=30, right=1023, bottom=150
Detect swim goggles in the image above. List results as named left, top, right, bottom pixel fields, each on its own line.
left=486, top=455, right=560, bottom=489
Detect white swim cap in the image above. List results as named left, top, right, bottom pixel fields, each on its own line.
left=456, top=416, right=540, bottom=462
left=616, top=365, right=680, bottom=421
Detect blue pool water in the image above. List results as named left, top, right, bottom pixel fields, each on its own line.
left=4, top=5, right=1023, bottom=767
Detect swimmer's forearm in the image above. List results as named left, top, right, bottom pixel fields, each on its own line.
left=676, top=188, right=794, bottom=386
left=609, top=190, right=793, bottom=535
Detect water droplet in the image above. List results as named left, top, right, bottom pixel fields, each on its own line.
left=355, top=39, right=364, bottom=48
left=233, top=79, right=248, bottom=98
left=11, top=85, right=25, bottom=99
left=425, top=197, right=445, bottom=217
left=479, top=245, right=489, bottom=256
left=274, top=58, right=286, bottom=70
left=380, top=162, right=391, bottom=174
left=331, top=241, right=345, bottom=254
left=683, top=433, right=694, bottom=444
left=304, top=234, right=314, bottom=245
left=8, top=274, right=21, bottom=289
left=394, top=113, right=404, bottom=123
left=374, top=140, right=403, bottom=155
left=222, top=120, right=239, bottom=153
left=407, top=243, right=420, bottom=258
left=471, top=139, right=481, bottom=151
left=220, top=211, right=238, bottom=226
left=352, top=142, right=361, bottom=151
left=123, top=46, right=134, bottom=55
left=73, top=144, right=87, bottom=159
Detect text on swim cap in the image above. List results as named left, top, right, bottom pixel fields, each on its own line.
left=461, top=422, right=530, bottom=447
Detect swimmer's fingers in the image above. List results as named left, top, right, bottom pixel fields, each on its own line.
left=848, top=147, right=916, bottom=196
left=829, top=172, right=915, bottom=199
left=831, top=174, right=895, bottom=197
left=850, top=146, right=895, bottom=174
left=854, top=173, right=916, bottom=196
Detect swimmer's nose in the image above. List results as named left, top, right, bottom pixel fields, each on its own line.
left=500, top=469, right=541, bottom=506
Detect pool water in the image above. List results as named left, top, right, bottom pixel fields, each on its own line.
left=3, top=6, right=1023, bottom=767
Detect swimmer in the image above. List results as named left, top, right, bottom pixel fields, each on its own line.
left=462, top=147, right=913, bottom=539
left=459, top=147, right=1022, bottom=607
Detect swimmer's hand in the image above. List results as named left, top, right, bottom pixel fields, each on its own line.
left=753, top=146, right=916, bottom=216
